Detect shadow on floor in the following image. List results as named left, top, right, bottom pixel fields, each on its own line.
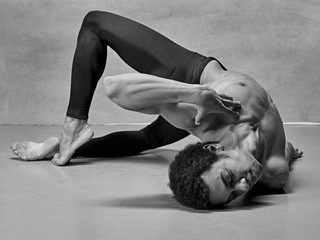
left=9, top=148, right=178, bottom=166
left=93, top=191, right=276, bottom=213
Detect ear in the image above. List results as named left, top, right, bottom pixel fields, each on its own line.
left=203, top=143, right=224, bottom=153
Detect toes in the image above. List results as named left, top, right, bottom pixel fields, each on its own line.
left=16, top=144, right=24, bottom=151
left=13, top=149, right=20, bottom=155
left=52, top=153, right=62, bottom=166
left=10, top=142, right=18, bottom=151
left=12, top=149, right=22, bottom=158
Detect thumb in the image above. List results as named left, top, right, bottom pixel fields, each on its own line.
left=195, top=106, right=204, bottom=125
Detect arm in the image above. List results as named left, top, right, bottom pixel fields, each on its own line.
left=259, top=104, right=290, bottom=188
left=103, top=73, right=240, bottom=124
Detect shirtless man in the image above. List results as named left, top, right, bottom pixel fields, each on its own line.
left=102, top=69, right=302, bottom=208
left=10, top=11, right=302, bottom=209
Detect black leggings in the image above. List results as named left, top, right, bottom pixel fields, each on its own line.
left=69, top=11, right=226, bottom=157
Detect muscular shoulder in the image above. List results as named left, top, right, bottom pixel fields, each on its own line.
left=209, top=71, right=271, bottom=121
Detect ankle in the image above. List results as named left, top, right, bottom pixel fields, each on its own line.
left=64, top=117, right=87, bottom=129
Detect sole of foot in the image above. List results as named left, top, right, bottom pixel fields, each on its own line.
left=52, top=121, right=94, bottom=166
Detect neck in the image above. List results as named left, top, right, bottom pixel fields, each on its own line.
left=200, top=60, right=226, bottom=85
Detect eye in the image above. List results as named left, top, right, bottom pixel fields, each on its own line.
left=226, top=169, right=235, bottom=186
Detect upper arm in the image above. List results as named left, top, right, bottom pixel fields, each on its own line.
left=259, top=103, right=289, bottom=188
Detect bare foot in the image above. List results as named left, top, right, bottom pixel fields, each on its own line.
left=10, top=137, right=60, bottom=161
left=52, top=116, right=94, bottom=166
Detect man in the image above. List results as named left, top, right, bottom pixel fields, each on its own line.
left=10, top=11, right=302, bottom=209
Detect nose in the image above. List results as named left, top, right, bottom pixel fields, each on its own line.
left=234, top=178, right=250, bottom=193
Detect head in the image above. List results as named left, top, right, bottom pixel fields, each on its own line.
left=168, top=142, right=263, bottom=209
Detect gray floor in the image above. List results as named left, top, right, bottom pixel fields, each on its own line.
left=1, top=125, right=319, bottom=240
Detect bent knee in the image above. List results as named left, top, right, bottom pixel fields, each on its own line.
left=82, top=10, right=112, bottom=28
left=83, top=10, right=102, bottom=24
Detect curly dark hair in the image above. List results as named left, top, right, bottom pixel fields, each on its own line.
left=168, top=142, right=219, bottom=210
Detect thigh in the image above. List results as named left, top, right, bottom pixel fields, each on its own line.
left=92, top=11, right=197, bottom=80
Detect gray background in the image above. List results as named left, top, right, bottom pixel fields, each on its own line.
left=1, top=0, right=319, bottom=124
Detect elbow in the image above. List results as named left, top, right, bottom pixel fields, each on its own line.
left=103, top=76, right=134, bottom=110
left=103, top=77, right=120, bottom=101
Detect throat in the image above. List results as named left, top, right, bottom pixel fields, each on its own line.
left=197, top=125, right=239, bottom=148
left=198, top=122, right=261, bottom=159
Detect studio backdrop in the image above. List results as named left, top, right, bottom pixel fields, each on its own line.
left=1, top=0, right=319, bottom=124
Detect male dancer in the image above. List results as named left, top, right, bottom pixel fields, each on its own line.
left=11, top=11, right=302, bottom=209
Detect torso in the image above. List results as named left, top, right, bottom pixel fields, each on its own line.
left=158, top=60, right=287, bottom=169
left=192, top=68, right=286, bottom=166
left=157, top=60, right=288, bottom=186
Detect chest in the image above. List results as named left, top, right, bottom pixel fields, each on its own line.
left=196, top=121, right=262, bottom=160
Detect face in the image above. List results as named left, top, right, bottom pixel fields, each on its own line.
left=201, top=144, right=263, bottom=205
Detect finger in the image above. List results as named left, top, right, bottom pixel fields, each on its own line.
left=195, top=107, right=204, bottom=125
left=218, top=93, right=234, bottom=101
left=221, top=98, right=241, bottom=108
left=219, top=99, right=241, bottom=115
left=194, top=116, right=201, bottom=125
left=219, top=104, right=240, bottom=118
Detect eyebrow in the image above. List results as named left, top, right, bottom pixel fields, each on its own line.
left=220, top=172, right=233, bottom=204
left=220, top=172, right=228, bottom=188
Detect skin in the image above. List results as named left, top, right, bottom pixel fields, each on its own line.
left=201, top=144, right=263, bottom=204
left=103, top=60, right=302, bottom=204
left=10, top=60, right=302, bottom=205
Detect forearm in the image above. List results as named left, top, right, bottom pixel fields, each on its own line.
left=104, top=73, right=206, bottom=110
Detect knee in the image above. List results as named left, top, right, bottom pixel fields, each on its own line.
left=77, top=11, right=105, bottom=44
left=83, top=10, right=108, bottom=27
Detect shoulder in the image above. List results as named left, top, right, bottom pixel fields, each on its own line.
left=209, top=71, right=270, bottom=115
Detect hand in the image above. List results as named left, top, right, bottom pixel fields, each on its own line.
left=195, top=88, right=241, bottom=125
left=286, top=141, right=303, bottom=171
left=287, top=142, right=303, bottom=159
